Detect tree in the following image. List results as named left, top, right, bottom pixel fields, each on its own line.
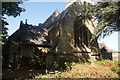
left=93, top=2, right=120, bottom=38
left=2, top=2, right=25, bottom=17
left=81, top=2, right=120, bottom=39
left=1, top=2, right=26, bottom=68
left=1, top=2, right=25, bottom=43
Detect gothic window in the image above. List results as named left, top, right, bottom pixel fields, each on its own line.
left=74, top=17, right=89, bottom=47
left=74, top=17, right=82, bottom=47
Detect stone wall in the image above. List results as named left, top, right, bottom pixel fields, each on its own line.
left=49, top=2, right=98, bottom=53
left=112, top=52, right=119, bottom=61
left=48, top=2, right=99, bottom=63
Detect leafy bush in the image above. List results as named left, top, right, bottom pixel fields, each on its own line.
left=31, top=60, right=119, bottom=78
left=111, top=66, right=118, bottom=72
left=96, top=60, right=113, bottom=66
left=30, top=57, right=45, bottom=69
left=20, top=57, right=31, bottom=66
left=117, top=68, right=120, bottom=74
left=64, top=62, right=72, bottom=71
left=118, top=61, right=120, bottom=66
left=85, top=59, right=91, bottom=63
left=111, top=66, right=120, bottom=74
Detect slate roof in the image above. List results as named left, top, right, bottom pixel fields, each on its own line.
left=43, top=9, right=60, bottom=29
left=9, top=21, right=49, bottom=45
left=9, top=9, right=60, bottom=46
left=98, top=43, right=118, bottom=53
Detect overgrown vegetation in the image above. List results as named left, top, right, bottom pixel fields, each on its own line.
left=2, top=1, right=120, bottom=79
left=1, top=2, right=25, bottom=44
left=96, top=60, right=120, bottom=75
left=2, top=1, right=26, bottom=68
left=27, top=60, right=119, bottom=78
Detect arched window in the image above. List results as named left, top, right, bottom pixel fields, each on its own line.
left=74, top=17, right=90, bottom=47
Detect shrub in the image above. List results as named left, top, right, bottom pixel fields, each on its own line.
left=111, top=66, right=120, bottom=74
left=118, top=61, right=120, bottom=66
left=64, top=62, right=72, bottom=70
left=111, top=66, right=118, bottom=72
left=85, top=59, right=91, bottom=63
left=117, top=68, right=120, bottom=74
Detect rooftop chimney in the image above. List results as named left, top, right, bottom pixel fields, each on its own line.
left=25, top=19, right=27, bottom=24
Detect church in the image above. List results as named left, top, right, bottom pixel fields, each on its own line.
left=8, top=0, right=100, bottom=68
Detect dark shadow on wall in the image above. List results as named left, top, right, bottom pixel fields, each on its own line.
left=100, top=47, right=112, bottom=60
left=46, top=16, right=96, bottom=70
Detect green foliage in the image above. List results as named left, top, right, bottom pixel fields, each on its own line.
left=30, top=57, right=45, bottom=69
left=1, top=1, right=26, bottom=68
left=0, top=34, right=4, bottom=44
left=64, top=62, right=72, bottom=71
left=111, top=66, right=120, bottom=74
left=2, top=2, right=25, bottom=17
left=96, top=60, right=113, bottom=65
left=94, top=2, right=120, bottom=38
left=96, top=60, right=120, bottom=75
left=81, top=2, right=120, bottom=39
left=1, top=20, right=9, bottom=43
left=1, top=2, right=25, bottom=43
left=118, top=61, right=120, bottom=66
left=45, top=69, right=48, bottom=74
left=2, top=42, right=10, bottom=68
left=14, top=56, right=45, bottom=69
left=30, top=60, right=119, bottom=78
left=84, top=59, right=91, bottom=63
left=20, top=57, right=31, bottom=66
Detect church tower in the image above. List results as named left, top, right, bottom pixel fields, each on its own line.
left=66, top=0, right=94, bottom=8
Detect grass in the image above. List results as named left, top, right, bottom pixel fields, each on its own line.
left=27, top=60, right=120, bottom=79
left=96, top=60, right=120, bottom=74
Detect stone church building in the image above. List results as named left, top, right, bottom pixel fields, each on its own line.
left=8, top=0, right=100, bottom=68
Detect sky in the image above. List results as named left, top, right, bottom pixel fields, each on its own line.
left=5, top=1, right=119, bottom=51
left=5, top=2, right=66, bottom=35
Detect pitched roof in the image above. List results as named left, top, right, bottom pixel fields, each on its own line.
left=9, top=21, right=49, bottom=45
left=98, top=43, right=108, bottom=49
left=98, top=43, right=118, bottom=53
left=43, top=9, right=60, bottom=29
left=9, top=9, right=61, bottom=46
